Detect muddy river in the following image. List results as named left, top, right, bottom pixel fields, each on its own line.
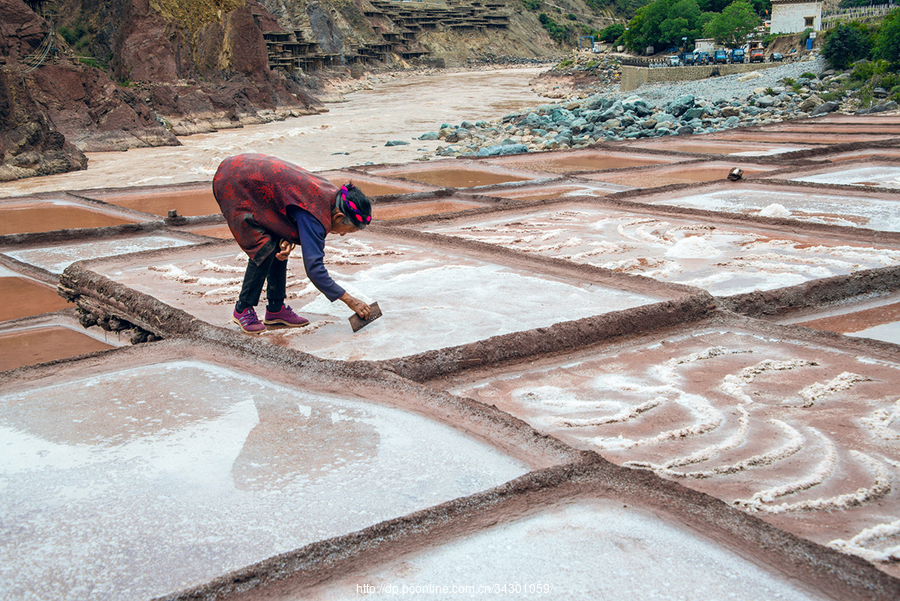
left=0, top=67, right=549, bottom=198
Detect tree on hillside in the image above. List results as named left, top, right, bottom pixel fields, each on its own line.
left=698, top=0, right=770, bottom=16
left=702, top=1, right=760, bottom=47
left=661, top=0, right=702, bottom=44
left=622, top=0, right=705, bottom=52
left=822, top=22, right=872, bottom=69
left=581, top=0, right=653, bottom=19
left=874, top=8, right=900, bottom=65
left=599, top=23, right=626, bottom=42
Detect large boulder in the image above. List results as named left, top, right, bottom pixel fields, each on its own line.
left=810, top=101, right=840, bottom=116
left=598, top=100, right=624, bottom=122
left=0, top=0, right=45, bottom=61
left=721, top=106, right=742, bottom=118
left=666, top=94, right=694, bottom=117
left=476, top=143, right=528, bottom=156
left=798, top=95, right=823, bottom=112
left=0, top=68, right=86, bottom=181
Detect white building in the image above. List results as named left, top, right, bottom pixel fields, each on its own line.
left=693, top=38, right=716, bottom=53
left=770, top=0, right=823, bottom=33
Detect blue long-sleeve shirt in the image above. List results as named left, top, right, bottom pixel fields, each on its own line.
left=287, top=206, right=345, bottom=302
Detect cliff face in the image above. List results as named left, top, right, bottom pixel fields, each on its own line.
left=0, top=66, right=87, bottom=181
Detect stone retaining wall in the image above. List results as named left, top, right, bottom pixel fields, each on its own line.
left=621, top=63, right=781, bottom=92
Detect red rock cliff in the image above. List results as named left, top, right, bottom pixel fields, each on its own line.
left=0, top=0, right=322, bottom=181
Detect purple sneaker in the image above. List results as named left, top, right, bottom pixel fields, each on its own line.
left=264, top=304, right=310, bottom=327
left=232, top=307, right=266, bottom=334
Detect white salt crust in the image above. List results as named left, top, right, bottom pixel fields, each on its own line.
left=6, top=236, right=194, bottom=274
left=306, top=500, right=828, bottom=601
left=451, top=331, right=900, bottom=564
left=652, top=188, right=900, bottom=231
left=0, top=360, right=527, bottom=600
left=427, top=207, right=900, bottom=295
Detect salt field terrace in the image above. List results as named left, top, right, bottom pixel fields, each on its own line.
left=2, top=108, right=900, bottom=599
left=420, top=199, right=900, bottom=296
left=444, top=312, right=900, bottom=570
left=623, top=180, right=900, bottom=231
left=0, top=195, right=146, bottom=234
left=59, top=228, right=681, bottom=362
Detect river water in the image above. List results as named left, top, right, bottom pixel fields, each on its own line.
left=0, top=67, right=550, bottom=199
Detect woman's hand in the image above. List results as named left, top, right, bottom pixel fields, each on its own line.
left=339, top=292, right=371, bottom=319
left=276, top=240, right=295, bottom=261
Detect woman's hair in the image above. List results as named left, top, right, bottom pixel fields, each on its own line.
left=335, top=183, right=373, bottom=229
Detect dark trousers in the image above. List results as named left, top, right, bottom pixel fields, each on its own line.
left=236, top=251, right=286, bottom=313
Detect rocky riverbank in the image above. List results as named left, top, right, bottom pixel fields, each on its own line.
left=422, top=53, right=899, bottom=158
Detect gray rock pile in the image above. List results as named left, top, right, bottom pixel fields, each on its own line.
left=421, top=55, right=896, bottom=158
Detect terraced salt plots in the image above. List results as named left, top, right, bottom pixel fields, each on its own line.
left=632, top=183, right=900, bottom=231
left=616, top=138, right=811, bottom=156
left=480, top=148, right=687, bottom=174
left=82, top=232, right=668, bottom=361
left=580, top=160, right=779, bottom=187
left=304, top=500, right=827, bottom=601
left=0, top=266, right=72, bottom=320
left=823, top=148, right=900, bottom=162
left=316, top=170, right=437, bottom=197
left=448, top=316, right=900, bottom=567
left=0, top=349, right=530, bottom=600
left=4, top=235, right=198, bottom=275
left=424, top=203, right=900, bottom=296
left=0, top=196, right=141, bottom=234
left=772, top=291, right=900, bottom=346
left=706, top=131, right=897, bottom=145
left=365, top=160, right=545, bottom=188
left=371, top=198, right=488, bottom=219
left=789, top=164, right=900, bottom=189
left=83, top=184, right=222, bottom=217
left=474, top=181, right=625, bottom=201
left=0, top=320, right=117, bottom=371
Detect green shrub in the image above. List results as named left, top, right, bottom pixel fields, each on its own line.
left=522, top=0, right=541, bottom=10
left=822, top=23, right=873, bottom=70
left=852, top=59, right=891, bottom=83
left=567, top=13, right=578, bottom=20
left=800, top=71, right=817, bottom=79
left=539, top=13, right=571, bottom=43
left=874, top=8, right=900, bottom=65
left=76, top=56, right=100, bottom=68
left=880, top=73, right=899, bottom=89
left=851, top=60, right=875, bottom=81
left=58, top=22, right=92, bottom=53
left=599, top=23, right=625, bottom=43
